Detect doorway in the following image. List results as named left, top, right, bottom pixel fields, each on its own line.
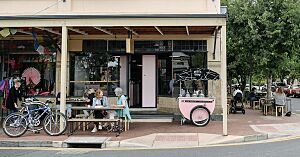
left=129, top=55, right=142, bottom=108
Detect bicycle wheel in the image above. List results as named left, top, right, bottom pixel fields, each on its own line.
left=190, top=106, right=211, bottom=127
left=2, top=113, right=28, bottom=137
left=43, top=112, right=67, bottom=136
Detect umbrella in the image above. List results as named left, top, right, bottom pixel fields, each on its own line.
left=22, top=67, right=41, bottom=85
left=177, top=68, right=220, bottom=81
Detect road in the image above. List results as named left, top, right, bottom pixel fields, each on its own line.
left=1, top=138, right=300, bottom=157
left=290, top=97, right=300, bottom=114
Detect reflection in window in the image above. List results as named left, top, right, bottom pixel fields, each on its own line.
left=71, top=52, right=120, bottom=97
left=157, top=51, right=207, bottom=97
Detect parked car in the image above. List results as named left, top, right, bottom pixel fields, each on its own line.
left=290, top=85, right=300, bottom=97
left=273, top=82, right=288, bottom=92
left=284, top=85, right=292, bottom=96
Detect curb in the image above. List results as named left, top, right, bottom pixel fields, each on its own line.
left=243, top=134, right=268, bottom=142
left=0, top=140, right=53, bottom=147
left=0, top=133, right=289, bottom=149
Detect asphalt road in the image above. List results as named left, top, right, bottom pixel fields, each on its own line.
left=1, top=138, right=300, bottom=157
left=290, top=97, right=300, bottom=113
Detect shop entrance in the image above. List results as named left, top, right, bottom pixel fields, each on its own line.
left=129, top=55, right=142, bottom=108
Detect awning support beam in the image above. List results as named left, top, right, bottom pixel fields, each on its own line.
left=124, top=27, right=139, bottom=36
left=154, top=26, right=164, bottom=35
left=68, top=27, right=88, bottom=35
left=93, top=26, right=114, bottom=35
left=186, top=26, right=190, bottom=36
left=17, top=29, right=32, bottom=35
left=36, top=27, right=61, bottom=35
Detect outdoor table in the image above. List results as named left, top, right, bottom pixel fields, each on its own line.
left=68, top=106, right=128, bottom=136
left=66, top=99, right=90, bottom=106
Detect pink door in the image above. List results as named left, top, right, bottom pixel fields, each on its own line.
left=142, top=55, right=156, bottom=107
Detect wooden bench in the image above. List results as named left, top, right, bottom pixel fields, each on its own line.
left=68, top=118, right=122, bottom=136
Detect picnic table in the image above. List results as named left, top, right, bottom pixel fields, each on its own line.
left=68, top=106, right=128, bottom=137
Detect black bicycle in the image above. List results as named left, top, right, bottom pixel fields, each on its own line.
left=2, top=98, right=67, bottom=137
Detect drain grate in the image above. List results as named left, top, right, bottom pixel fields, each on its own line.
left=64, top=137, right=110, bottom=148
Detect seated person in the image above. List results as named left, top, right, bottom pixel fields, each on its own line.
left=114, top=87, right=131, bottom=121
left=233, top=92, right=243, bottom=106
left=233, top=86, right=243, bottom=98
left=82, top=88, right=96, bottom=118
left=249, top=87, right=258, bottom=108
left=91, top=89, right=108, bottom=133
left=274, top=87, right=286, bottom=115
left=232, top=86, right=243, bottom=105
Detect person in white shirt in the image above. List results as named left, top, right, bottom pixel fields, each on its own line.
left=233, top=86, right=243, bottom=97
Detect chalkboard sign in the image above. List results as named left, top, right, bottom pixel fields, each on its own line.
left=20, top=77, right=27, bottom=97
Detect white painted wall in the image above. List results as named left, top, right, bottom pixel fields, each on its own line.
left=142, top=55, right=156, bottom=108
left=0, top=0, right=220, bottom=15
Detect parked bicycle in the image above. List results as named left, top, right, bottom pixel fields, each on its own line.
left=2, top=98, right=67, bottom=137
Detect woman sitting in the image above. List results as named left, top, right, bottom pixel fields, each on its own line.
left=91, top=89, right=108, bottom=133
left=114, top=87, right=131, bottom=121
left=274, top=87, right=286, bottom=116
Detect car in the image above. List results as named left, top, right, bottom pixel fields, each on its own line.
left=284, top=85, right=293, bottom=96
left=290, top=84, right=300, bottom=98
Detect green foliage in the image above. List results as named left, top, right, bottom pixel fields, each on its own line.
left=226, top=0, right=300, bottom=86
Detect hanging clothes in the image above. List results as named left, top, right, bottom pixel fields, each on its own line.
left=0, top=80, right=5, bottom=91
left=2, top=80, right=9, bottom=109
left=9, top=78, right=13, bottom=89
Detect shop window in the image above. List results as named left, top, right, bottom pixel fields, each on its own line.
left=173, top=40, right=207, bottom=52
left=157, top=40, right=208, bottom=97
left=108, top=40, right=126, bottom=53
left=135, top=41, right=172, bottom=52
left=70, top=52, right=120, bottom=97
left=1, top=53, right=56, bottom=97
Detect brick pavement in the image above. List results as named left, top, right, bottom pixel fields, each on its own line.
left=0, top=108, right=299, bottom=142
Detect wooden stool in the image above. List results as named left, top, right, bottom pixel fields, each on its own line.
left=244, top=100, right=251, bottom=109
left=253, top=101, right=260, bottom=110
left=263, top=104, right=273, bottom=116
left=275, top=106, right=284, bottom=117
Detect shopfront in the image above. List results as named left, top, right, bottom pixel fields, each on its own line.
left=64, top=39, right=208, bottom=108
left=0, top=15, right=227, bottom=137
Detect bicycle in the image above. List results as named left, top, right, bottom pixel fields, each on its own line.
left=2, top=98, right=68, bottom=137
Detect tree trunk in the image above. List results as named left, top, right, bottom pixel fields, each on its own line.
left=241, top=76, right=247, bottom=92
left=267, top=75, right=272, bottom=99
left=249, top=75, right=252, bottom=91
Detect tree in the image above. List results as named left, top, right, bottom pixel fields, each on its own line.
left=225, top=0, right=300, bottom=97
left=254, top=0, right=300, bottom=97
left=226, top=0, right=261, bottom=91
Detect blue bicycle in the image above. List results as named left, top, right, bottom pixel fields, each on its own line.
left=2, top=98, right=67, bottom=137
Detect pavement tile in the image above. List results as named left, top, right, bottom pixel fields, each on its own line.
left=1, top=108, right=300, bottom=148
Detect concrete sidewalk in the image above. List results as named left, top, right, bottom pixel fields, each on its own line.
left=104, top=133, right=268, bottom=149
left=0, top=109, right=300, bottom=148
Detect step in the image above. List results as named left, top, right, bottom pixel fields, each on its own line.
left=129, top=108, right=157, bottom=112
left=131, top=118, right=173, bottom=122
left=131, top=115, right=174, bottom=118
left=63, top=137, right=110, bottom=148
